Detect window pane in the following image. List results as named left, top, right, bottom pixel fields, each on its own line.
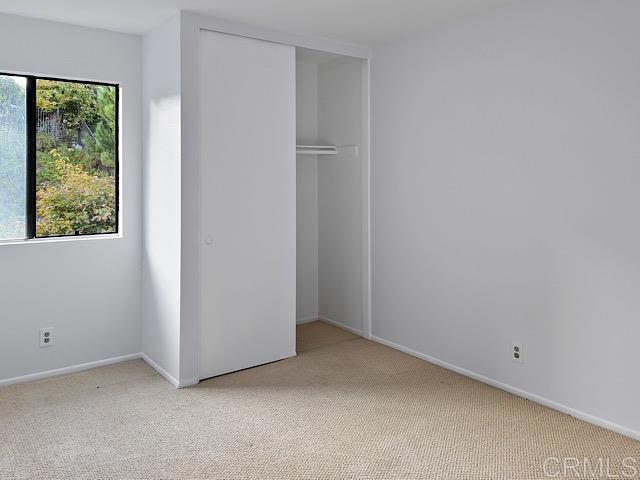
left=0, top=75, right=27, bottom=240
left=35, top=79, right=117, bottom=237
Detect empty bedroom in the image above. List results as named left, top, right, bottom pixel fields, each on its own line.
left=0, top=1, right=638, bottom=479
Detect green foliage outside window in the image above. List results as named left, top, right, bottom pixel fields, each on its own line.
left=36, top=157, right=115, bottom=236
left=36, top=80, right=99, bottom=132
left=93, top=86, right=116, bottom=169
left=35, top=80, right=117, bottom=236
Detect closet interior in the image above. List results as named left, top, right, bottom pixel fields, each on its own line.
left=295, top=47, right=366, bottom=337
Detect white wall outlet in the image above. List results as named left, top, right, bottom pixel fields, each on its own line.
left=39, top=327, right=54, bottom=348
left=512, top=342, right=523, bottom=363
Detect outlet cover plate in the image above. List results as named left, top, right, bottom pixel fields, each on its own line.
left=40, top=327, right=54, bottom=348
left=512, top=342, right=524, bottom=363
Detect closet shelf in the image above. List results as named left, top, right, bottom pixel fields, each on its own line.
left=296, top=145, right=337, bottom=155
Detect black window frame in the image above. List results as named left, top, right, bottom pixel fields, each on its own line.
left=1, top=71, right=120, bottom=240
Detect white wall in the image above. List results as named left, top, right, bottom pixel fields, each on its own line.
left=317, top=57, right=364, bottom=332
left=0, top=14, right=142, bottom=382
left=141, top=15, right=182, bottom=382
left=296, top=60, right=319, bottom=322
left=372, top=0, right=640, bottom=436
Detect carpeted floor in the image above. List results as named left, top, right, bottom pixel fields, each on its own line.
left=1, top=321, right=638, bottom=479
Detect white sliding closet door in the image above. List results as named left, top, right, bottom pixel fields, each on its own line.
left=199, top=30, right=296, bottom=379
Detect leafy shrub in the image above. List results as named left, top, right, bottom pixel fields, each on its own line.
left=36, top=159, right=115, bottom=236
left=36, top=132, right=56, bottom=152
left=37, top=146, right=96, bottom=185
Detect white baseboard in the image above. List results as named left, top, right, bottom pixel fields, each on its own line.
left=0, top=353, right=141, bottom=388
left=139, top=353, right=199, bottom=389
left=177, top=376, right=199, bottom=388
left=0, top=352, right=199, bottom=390
left=140, top=353, right=179, bottom=387
left=370, top=334, right=640, bottom=442
left=296, top=316, right=319, bottom=325
left=318, top=316, right=363, bottom=336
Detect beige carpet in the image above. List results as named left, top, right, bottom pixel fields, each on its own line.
left=1, top=321, right=638, bottom=480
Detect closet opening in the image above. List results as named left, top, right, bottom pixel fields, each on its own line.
left=197, top=33, right=369, bottom=380
left=295, top=47, right=369, bottom=352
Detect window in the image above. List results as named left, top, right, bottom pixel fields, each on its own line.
left=0, top=73, right=119, bottom=241
left=0, top=75, right=26, bottom=240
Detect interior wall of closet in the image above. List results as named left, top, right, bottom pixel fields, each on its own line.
left=296, top=48, right=366, bottom=334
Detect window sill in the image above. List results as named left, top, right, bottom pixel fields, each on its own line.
left=0, top=233, right=122, bottom=246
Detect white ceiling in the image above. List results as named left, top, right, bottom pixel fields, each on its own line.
left=0, top=0, right=518, bottom=45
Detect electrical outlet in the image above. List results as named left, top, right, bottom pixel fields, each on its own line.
left=512, top=342, right=523, bottom=363
left=39, top=327, right=54, bottom=348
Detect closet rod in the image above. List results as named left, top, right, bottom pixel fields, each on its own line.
left=295, top=145, right=359, bottom=156
left=296, top=145, right=337, bottom=155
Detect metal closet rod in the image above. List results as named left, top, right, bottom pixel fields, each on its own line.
left=296, top=145, right=359, bottom=156
left=296, top=145, right=337, bottom=155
